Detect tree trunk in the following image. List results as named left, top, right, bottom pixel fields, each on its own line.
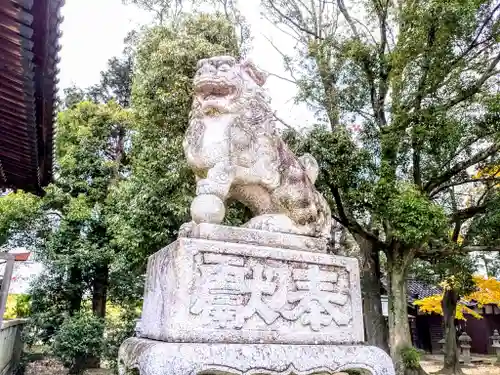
left=92, top=263, right=109, bottom=319
left=387, top=250, right=427, bottom=375
left=354, top=234, right=389, bottom=352
left=83, top=263, right=109, bottom=370
left=439, top=289, right=463, bottom=374
left=388, top=263, right=412, bottom=374
left=68, top=266, right=83, bottom=316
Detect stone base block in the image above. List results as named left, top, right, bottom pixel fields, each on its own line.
left=186, top=223, right=328, bottom=253
left=139, top=232, right=363, bottom=344
left=118, top=338, right=395, bottom=375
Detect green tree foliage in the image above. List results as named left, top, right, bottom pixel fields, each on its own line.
left=122, top=0, right=251, bottom=56
left=0, top=190, right=41, bottom=248
left=26, top=270, right=79, bottom=345
left=52, top=311, right=105, bottom=375
left=107, top=13, right=244, bottom=301
left=22, top=14, right=245, bottom=373
left=102, top=307, right=139, bottom=372
left=261, top=1, right=500, bottom=373
left=26, top=101, right=131, bottom=371
left=87, top=55, right=134, bottom=107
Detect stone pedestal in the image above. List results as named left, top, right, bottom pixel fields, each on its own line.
left=119, top=340, right=393, bottom=375
left=119, top=224, right=395, bottom=375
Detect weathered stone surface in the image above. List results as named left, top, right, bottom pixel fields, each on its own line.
left=139, top=237, right=363, bottom=344
left=184, top=223, right=328, bottom=253
left=118, top=338, right=395, bottom=375
left=181, top=55, right=332, bottom=238
left=0, top=319, right=27, bottom=375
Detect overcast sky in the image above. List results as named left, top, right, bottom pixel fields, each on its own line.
left=58, top=0, right=315, bottom=128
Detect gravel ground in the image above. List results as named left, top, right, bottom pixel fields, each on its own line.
left=23, top=356, right=499, bottom=375
left=24, top=359, right=112, bottom=375
left=421, top=355, right=499, bottom=375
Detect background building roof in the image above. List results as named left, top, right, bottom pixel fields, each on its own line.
left=0, top=0, right=64, bottom=194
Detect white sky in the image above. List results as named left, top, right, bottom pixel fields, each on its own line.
left=58, top=0, right=315, bottom=129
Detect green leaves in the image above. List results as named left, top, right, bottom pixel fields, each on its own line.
left=0, top=190, right=41, bottom=247
left=467, top=193, right=500, bottom=248
left=382, top=183, right=448, bottom=245
left=263, top=0, right=500, bottom=258
left=106, top=14, right=245, bottom=302
left=107, top=14, right=241, bottom=260
left=16, top=11, right=249, bottom=371
left=52, top=311, right=105, bottom=371
left=66, top=195, right=93, bottom=222
left=284, top=125, right=375, bottom=212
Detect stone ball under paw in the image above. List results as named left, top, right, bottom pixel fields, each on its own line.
left=191, top=194, right=225, bottom=224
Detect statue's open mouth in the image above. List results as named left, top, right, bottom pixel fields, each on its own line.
left=194, top=77, right=237, bottom=115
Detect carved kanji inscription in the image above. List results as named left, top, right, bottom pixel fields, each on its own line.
left=190, top=252, right=352, bottom=331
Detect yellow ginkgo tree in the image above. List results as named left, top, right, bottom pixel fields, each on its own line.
left=473, top=164, right=500, bottom=187
left=414, top=275, right=500, bottom=320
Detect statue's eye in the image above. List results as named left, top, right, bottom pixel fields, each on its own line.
left=219, top=64, right=231, bottom=71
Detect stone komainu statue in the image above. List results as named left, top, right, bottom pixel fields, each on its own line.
left=181, top=55, right=332, bottom=239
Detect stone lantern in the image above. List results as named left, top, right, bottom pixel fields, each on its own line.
left=490, top=329, right=500, bottom=365
left=438, top=338, right=446, bottom=354
left=458, top=331, right=472, bottom=365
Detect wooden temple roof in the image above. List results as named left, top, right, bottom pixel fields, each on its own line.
left=0, top=0, right=63, bottom=194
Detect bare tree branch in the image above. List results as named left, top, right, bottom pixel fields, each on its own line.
left=331, top=186, right=386, bottom=247
left=438, top=134, right=489, bottom=171
left=342, top=101, right=375, bottom=121
left=375, top=0, right=390, bottom=127
left=463, top=245, right=500, bottom=252
left=265, top=70, right=297, bottom=85
left=273, top=111, right=300, bottom=133
left=450, top=188, right=462, bottom=242
left=449, top=205, right=487, bottom=223
left=352, top=17, right=379, bottom=45
left=441, top=52, right=500, bottom=110
left=261, top=7, right=304, bottom=42
left=261, top=34, right=302, bottom=84
left=337, top=0, right=361, bottom=39
left=265, top=0, right=324, bottom=40
left=425, top=143, right=500, bottom=193
left=430, top=176, right=500, bottom=197
left=450, top=2, right=500, bottom=67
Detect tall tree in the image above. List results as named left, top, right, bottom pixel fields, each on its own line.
left=425, top=180, right=500, bottom=374
left=260, top=1, right=500, bottom=373
left=54, top=100, right=129, bottom=317
left=88, top=55, right=134, bottom=107
left=28, top=101, right=131, bottom=370
left=107, top=13, right=248, bottom=302
left=414, top=269, right=500, bottom=374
